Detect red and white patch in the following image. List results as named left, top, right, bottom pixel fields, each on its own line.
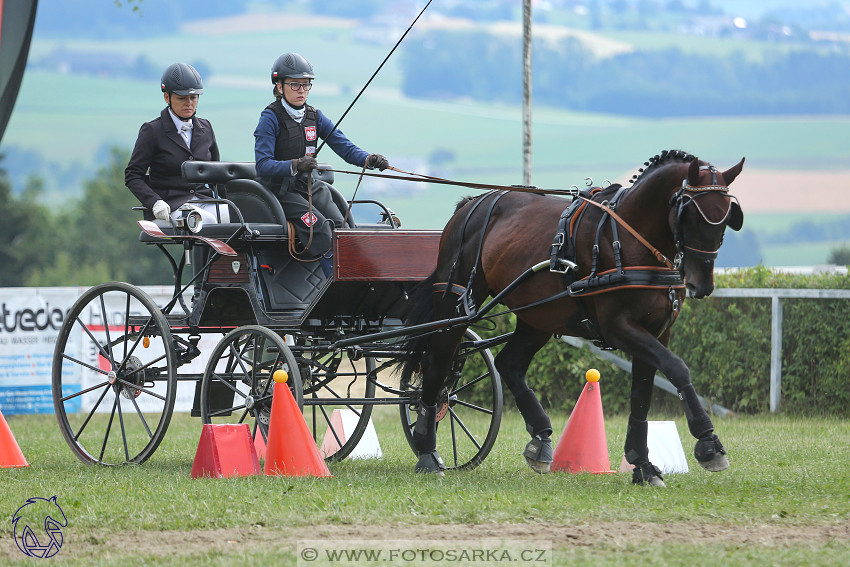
left=304, top=126, right=317, bottom=141
left=306, top=146, right=316, bottom=156
left=301, top=212, right=318, bottom=227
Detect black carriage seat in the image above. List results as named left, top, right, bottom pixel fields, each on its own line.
left=180, top=160, right=353, bottom=228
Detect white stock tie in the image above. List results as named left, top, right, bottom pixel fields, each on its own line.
left=179, top=122, right=192, bottom=147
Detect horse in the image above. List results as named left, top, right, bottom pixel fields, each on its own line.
left=400, top=149, right=744, bottom=486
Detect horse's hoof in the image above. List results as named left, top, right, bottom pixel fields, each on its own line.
left=522, top=436, right=553, bottom=474
left=694, top=434, right=729, bottom=472
left=415, top=451, right=446, bottom=476
left=698, top=452, right=730, bottom=472
left=632, top=462, right=666, bottom=487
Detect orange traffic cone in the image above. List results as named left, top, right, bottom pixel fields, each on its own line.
left=264, top=371, right=332, bottom=477
left=551, top=369, right=615, bottom=474
left=191, top=423, right=260, bottom=478
left=0, top=410, right=29, bottom=468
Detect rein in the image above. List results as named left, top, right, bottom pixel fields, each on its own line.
left=329, top=166, right=581, bottom=197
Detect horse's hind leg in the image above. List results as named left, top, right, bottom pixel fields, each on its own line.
left=625, top=358, right=666, bottom=487
left=411, top=326, right=466, bottom=475
left=495, top=319, right=554, bottom=473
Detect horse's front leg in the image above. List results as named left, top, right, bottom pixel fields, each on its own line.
left=495, top=320, right=553, bottom=473
left=611, top=325, right=729, bottom=476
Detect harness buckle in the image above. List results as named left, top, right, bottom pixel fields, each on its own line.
left=550, top=258, right=578, bottom=274
left=551, top=232, right=564, bottom=248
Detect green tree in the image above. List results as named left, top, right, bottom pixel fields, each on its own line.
left=27, top=147, right=173, bottom=286
left=0, top=160, right=58, bottom=287
left=828, top=243, right=850, bottom=265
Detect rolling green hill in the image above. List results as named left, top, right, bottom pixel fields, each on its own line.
left=3, top=17, right=850, bottom=265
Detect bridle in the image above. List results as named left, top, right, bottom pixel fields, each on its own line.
left=669, top=165, right=739, bottom=272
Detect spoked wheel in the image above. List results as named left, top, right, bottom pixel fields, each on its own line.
left=52, top=282, right=177, bottom=465
left=299, top=348, right=377, bottom=462
left=199, top=326, right=303, bottom=448
left=400, top=328, right=503, bottom=470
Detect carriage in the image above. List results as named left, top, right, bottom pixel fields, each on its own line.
left=51, top=161, right=503, bottom=469
left=52, top=150, right=744, bottom=486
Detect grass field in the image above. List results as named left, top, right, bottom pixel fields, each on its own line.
left=2, top=409, right=848, bottom=565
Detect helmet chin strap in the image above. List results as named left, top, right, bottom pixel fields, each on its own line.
left=166, top=94, right=195, bottom=121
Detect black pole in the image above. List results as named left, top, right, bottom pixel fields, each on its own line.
left=315, top=0, right=433, bottom=156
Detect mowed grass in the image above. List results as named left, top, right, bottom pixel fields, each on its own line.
left=1, top=408, right=848, bottom=565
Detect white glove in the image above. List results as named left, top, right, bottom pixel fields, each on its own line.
left=152, top=200, right=171, bottom=221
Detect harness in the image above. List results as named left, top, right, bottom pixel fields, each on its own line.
left=419, top=164, right=735, bottom=349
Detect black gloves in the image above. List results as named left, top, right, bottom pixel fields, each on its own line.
left=292, top=156, right=318, bottom=174
left=366, top=154, right=389, bottom=171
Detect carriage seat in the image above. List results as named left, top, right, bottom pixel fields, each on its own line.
left=180, top=160, right=349, bottom=228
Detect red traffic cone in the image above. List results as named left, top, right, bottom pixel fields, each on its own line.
left=551, top=369, right=615, bottom=474
left=264, top=371, right=332, bottom=477
left=191, top=423, right=261, bottom=478
left=0, top=410, right=28, bottom=468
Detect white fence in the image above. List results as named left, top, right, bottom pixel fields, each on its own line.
left=565, top=288, right=850, bottom=414
left=711, top=288, right=850, bottom=412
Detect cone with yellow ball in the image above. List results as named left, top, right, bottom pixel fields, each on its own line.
left=550, top=368, right=615, bottom=474
left=263, top=368, right=332, bottom=477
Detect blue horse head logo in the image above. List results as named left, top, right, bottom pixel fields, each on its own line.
left=11, top=496, right=67, bottom=558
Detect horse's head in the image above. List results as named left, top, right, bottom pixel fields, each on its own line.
left=669, top=157, right=745, bottom=298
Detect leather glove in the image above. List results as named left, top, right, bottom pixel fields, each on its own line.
left=291, top=157, right=318, bottom=174
left=152, top=199, right=171, bottom=221
left=366, top=154, right=389, bottom=171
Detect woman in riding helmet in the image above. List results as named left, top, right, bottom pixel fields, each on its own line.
left=254, top=52, right=389, bottom=275
left=125, top=62, right=227, bottom=224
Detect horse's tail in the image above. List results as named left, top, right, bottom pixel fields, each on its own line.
left=396, top=271, right=438, bottom=388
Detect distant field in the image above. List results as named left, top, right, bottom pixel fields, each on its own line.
left=4, top=19, right=850, bottom=264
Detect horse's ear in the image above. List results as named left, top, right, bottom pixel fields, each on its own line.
left=728, top=201, right=744, bottom=231
left=687, top=158, right=701, bottom=186
left=722, top=157, right=745, bottom=185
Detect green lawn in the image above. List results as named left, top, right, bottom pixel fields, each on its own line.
left=1, top=409, right=848, bottom=564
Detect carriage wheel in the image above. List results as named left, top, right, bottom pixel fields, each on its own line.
left=300, top=350, right=377, bottom=462
left=52, top=282, right=177, bottom=465
left=199, top=326, right=303, bottom=447
left=399, top=328, right=502, bottom=470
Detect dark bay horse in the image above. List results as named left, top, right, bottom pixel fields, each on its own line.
left=401, top=150, right=744, bottom=486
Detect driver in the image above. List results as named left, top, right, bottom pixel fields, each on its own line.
left=125, top=63, right=228, bottom=224
left=254, top=52, right=389, bottom=276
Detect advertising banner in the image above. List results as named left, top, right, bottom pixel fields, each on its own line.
left=0, top=287, right=210, bottom=415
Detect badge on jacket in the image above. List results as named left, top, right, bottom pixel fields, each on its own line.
left=305, top=126, right=317, bottom=141
left=301, top=212, right=318, bottom=227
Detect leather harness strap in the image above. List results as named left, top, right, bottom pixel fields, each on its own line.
left=579, top=197, right=676, bottom=270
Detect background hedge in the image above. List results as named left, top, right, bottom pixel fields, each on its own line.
left=468, top=266, right=850, bottom=417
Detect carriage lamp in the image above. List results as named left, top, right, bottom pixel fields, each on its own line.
left=173, top=207, right=204, bottom=234
left=185, top=210, right=204, bottom=233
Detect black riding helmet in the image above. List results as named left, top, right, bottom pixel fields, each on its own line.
left=161, top=63, right=204, bottom=95
left=271, top=53, right=314, bottom=83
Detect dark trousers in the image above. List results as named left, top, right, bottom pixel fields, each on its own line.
left=276, top=178, right=345, bottom=259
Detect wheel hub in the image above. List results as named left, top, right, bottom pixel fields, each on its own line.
left=119, top=356, right=145, bottom=399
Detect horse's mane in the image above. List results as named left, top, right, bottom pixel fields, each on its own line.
left=454, top=196, right=477, bottom=213
left=628, top=149, right=696, bottom=185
